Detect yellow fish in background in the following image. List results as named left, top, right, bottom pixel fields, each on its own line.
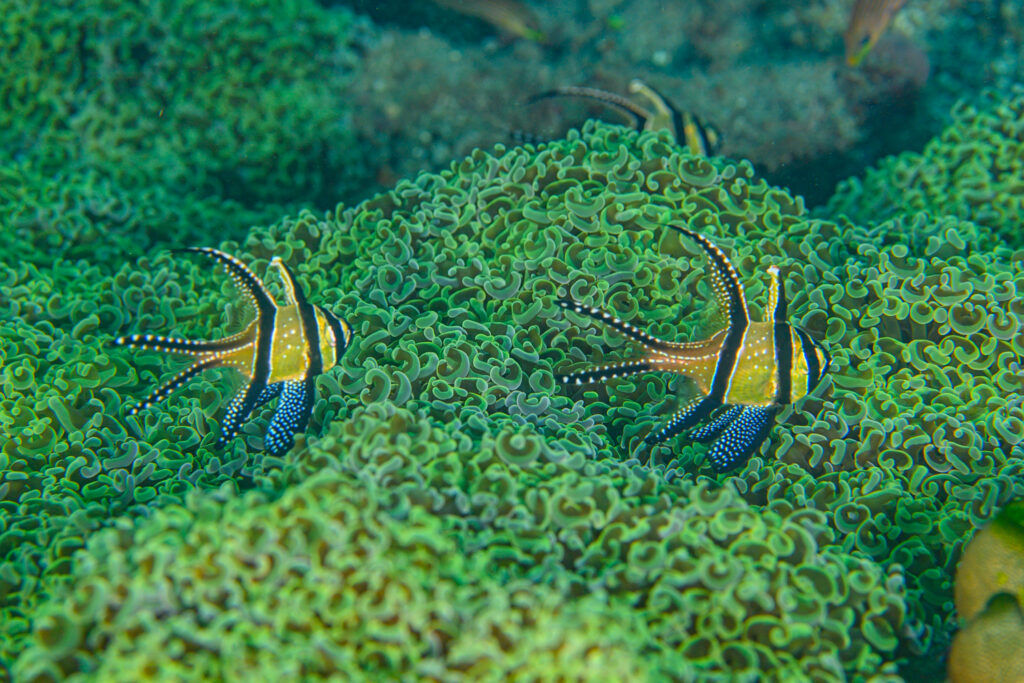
left=844, top=0, right=908, bottom=66
left=430, top=0, right=547, bottom=43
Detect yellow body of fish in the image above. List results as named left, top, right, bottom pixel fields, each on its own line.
left=844, top=0, right=908, bottom=66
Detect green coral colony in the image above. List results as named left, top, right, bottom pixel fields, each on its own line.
left=2, top=8, right=1023, bottom=677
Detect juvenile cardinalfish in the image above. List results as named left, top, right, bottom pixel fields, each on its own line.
left=114, top=248, right=352, bottom=456
left=844, top=0, right=908, bottom=66
left=555, top=226, right=831, bottom=473
left=527, top=79, right=720, bottom=156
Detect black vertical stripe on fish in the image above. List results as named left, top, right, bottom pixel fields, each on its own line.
left=794, top=327, right=821, bottom=396
left=324, top=311, right=351, bottom=361
left=773, top=323, right=793, bottom=406
left=771, top=270, right=788, bottom=322
left=253, top=302, right=277, bottom=386
left=218, top=305, right=277, bottom=444
left=771, top=272, right=792, bottom=405
left=176, top=247, right=277, bottom=319
left=708, top=328, right=743, bottom=404
left=669, top=226, right=749, bottom=402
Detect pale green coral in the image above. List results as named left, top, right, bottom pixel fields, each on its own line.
left=0, top=156, right=271, bottom=267
left=1, top=122, right=909, bottom=679
left=14, top=410, right=906, bottom=681
left=13, top=469, right=672, bottom=682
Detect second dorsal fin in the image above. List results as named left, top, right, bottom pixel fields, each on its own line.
left=668, top=226, right=749, bottom=333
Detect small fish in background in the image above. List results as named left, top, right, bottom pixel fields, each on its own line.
left=526, top=79, right=721, bottom=156
left=430, top=0, right=547, bottom=44
left=842, top=31, right=931, bottom=104
left=844, top=0, right=909, bottom=66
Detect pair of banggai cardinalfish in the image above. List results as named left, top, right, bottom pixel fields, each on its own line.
left=115, top=227, right=830, bottom=474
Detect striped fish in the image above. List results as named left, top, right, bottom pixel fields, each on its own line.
left=527, top=79, right=720, bottom=156
left=557, top=226, right=830, bottom=473
left=114, top=248, right=352, bottom=456
left=844, top=0, right=908, bottom=66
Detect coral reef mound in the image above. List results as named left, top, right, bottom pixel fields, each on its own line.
left=821, top=89, right=1024, bottom=248
left=4, top=94, right=1024, bottom=677
left=13, top=470, right=668, bottom=682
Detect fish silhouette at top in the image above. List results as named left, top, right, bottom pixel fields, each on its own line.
left=844, top=0, right=908, bottom=66
left=114, top=248, right=352, bottom=456
left=556, top=226, right=831, bottom=473
left=430, top=0, right=547, bottom=43
left=528, top=79, right=720, bottom=157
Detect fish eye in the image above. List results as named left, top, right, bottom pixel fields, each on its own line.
left=859, top=35, right=871, bottom=47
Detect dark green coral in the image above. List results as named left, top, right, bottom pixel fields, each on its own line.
left=0, top=0, right=368, bottom=263
left=822, top=89, right=1024, bottom=247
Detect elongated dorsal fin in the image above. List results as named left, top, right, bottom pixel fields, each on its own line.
left=628, top=79, right=684, bottom=138
left=271, top=257, right=308, bottom=307
left=766, top=265, right=787, bottom=324
left=669, top=226, right=749, bottom=332
left=628, top=79, right=676, bottom=120
left=176, top=247, right=277, bottom=318
left=527, top=85, right=652, bottom=132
